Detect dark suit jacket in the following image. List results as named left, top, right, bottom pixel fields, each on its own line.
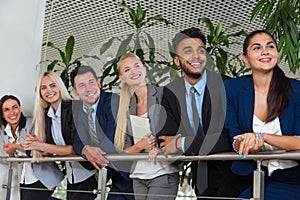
left=158, top=70, right=231, bottom=155
left=158, top=70, right=233, bottom=193
left=72, top=90, right=134, bottom=200
left=225, top=75, right=300, bottom=176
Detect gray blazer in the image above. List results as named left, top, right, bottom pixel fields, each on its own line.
left=125, top=84, right=164, bottom=148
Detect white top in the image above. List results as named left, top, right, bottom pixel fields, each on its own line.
left=4, top=118, right=38, bottom=185
left=253, top=115, right=298, bottom=176
left=48, top=104, right=95, bottom=184
left=0, top=127, right=20, bottom=200
left=130, top=113, right=179, bottom=179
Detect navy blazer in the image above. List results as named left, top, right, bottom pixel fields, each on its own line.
left=73, top=90, right=119, bottom=156
left=225, top=75, right=300, bottom=175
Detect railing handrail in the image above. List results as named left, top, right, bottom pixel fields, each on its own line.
left=1, top=150, right=300, bottom=163
left=2, top=150, right=300, bottom=200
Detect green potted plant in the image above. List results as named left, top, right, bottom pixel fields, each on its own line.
left=250, top=0, right=300, bottom=73
left=41, top=35, right=99, bottom=92
left=198, top=17, right=250, bottom=77
left=99, top=1, right=174, bottom=89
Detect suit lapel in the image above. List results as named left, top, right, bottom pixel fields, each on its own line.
left=199, top=71, right=225, bottom=155
left=242, top=76, right=255, bottom=131
left=174, top=78, right=195, bottom=136
left=202, top=86, right=210, bottom=134
left=147, top=85, right=159, bottom=134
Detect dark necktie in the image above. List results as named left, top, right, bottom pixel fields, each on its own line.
left=87, top=107, right=99, bottom=146
left=190, top=87, right=200, bottom=134
left=190, top=87, right=208, bottom=195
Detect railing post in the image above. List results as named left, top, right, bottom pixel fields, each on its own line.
left=5, top=162, right=13, bottom=200
left=96, top=167, right=107, bottom=200
left=253, top=160, right=264, bottom=200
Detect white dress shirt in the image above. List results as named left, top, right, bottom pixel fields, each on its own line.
left=48, top=103, right=95, bottom=184
left=253, top=115, right=298, bottom=176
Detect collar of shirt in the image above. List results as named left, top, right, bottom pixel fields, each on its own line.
left=4, top=123, right=19, bottom=143
left=47, top=101, right=62, bottom=119
left=184, top=70, right=207, bottom=96
left=83, top=97, right=100, bottom=115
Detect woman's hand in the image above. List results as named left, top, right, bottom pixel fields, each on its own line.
left=148, top=146, right=161, bottom=161
left=2, top=143, right=18, bottom=156
left=233, top=132, right=264, bottom=157
left=136, top=131, right=155, bottom=151
left=23, top=134, right=43, bottom=151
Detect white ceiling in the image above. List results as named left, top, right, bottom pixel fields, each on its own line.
left=40, top=0, right=299, bottom=80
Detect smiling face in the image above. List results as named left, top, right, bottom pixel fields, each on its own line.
left=40, top=75, right=61, bottom=108
left=1, top=99, right=22, bottom=128
left=242, top=33, right=279, bottom=73
left=174, top=38, right=207, bottom=82
left=118, top=56, right=146, bottom=88
left=72, top=71, right=101, bottom=107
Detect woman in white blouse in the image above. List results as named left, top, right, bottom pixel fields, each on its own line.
left=0, top=95, right=52, bottom=200
left=225, top=30, right=300, bottom=200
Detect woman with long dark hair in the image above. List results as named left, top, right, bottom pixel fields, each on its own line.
left=225, top=30, right=300, bottom=199
left=0, top=95, right=52, bottom=200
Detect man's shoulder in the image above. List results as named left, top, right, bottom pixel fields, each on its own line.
left=165, top=77, right=184, bottom=90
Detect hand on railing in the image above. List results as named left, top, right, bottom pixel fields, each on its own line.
left=82, top=146, right=108, bottom=170
left=148, top=146, right=161, bottom=161
left=159, top=134, right=182, bottom=157
left=233, top=132, right=264, bottom=158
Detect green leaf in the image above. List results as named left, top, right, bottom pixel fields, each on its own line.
left=118, top=1, right=136, bottom=22
left=198, top=17, right=214, bottom=33
left=168, top=41, right=176, bottom=58
left=116, top=34, right=133, bottom=59
left=136, top=48, right=144, bottom=63
left=145, top=32, right=155, bottom=62
left=214, top=22, right=223, bottom=39
left=42, top=41, right=60, bottom=51
left=250, top=0, right=269, bottom=22
left=60, top=69, right=69, bottom=90
left=65, top=36, right=75, bottom=66
left=152, top=15, right=173, bottom=26
left=100, top=37, right=116, bottom=55
left=47, top=60, right=59, bottom=71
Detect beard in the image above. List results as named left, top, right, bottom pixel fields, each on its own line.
left=179, top=59, right=204, bottom=79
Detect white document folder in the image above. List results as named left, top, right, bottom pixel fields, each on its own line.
left=129, top=115, right=150, bottom=144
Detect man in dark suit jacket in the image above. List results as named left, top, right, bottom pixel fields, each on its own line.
left=70, top=65, right=133, bottom=200
left=158, top=27, right=249, bottom=198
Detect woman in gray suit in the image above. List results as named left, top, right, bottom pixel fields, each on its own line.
left=0, top=95, right=52, bottom=200
left=114, top=52, right=179, bottom=200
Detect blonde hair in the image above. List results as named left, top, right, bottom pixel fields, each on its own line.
left=32, top=71, right=71, bottom=160
left=114, top=52, right=142, bottom=150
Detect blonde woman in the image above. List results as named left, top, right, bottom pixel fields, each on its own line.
left=115, top=52, right=179, bottom=200
left=24, top=71, right=96, bottom=200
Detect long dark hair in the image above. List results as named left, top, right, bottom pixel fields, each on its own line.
left=0, top=95, right=26, bottom=129
left=243, top=30, right=292, bottom=122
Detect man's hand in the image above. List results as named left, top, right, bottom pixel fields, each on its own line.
left=159, top=134, right=182, bottom=156
left=82, top=146, right=108, bottom=170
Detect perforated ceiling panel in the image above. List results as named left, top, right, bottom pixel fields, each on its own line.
left=40, top=0, right=298, bottom=79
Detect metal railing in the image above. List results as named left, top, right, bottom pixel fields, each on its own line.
left=2, top=150, right=300, bottom=200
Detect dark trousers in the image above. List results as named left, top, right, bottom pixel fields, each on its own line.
left=107, top=167, right=134, bottom=200
left=20, top=180, right=53, bottom=200
left=67, top=175, right=97, bottom=200
left=194, top=161, right=252, bottom=200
